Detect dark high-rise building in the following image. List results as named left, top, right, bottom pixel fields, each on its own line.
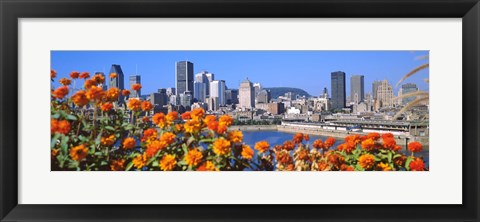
left=350, top=75, right=364, bottom=103
left=94, top=72, right=107, bottom=91
left=176, top=61, right=194, bottom=95
left=372, top=80, right=382, bottom=100
left=331, top=71, right=346, bottom=110
left=151, top=89, right=168, bottom=106
left=129, top=75, right=141, bottom=98
left=109, top=64, right=125, bottom=101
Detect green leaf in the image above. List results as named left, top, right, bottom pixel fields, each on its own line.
left=65, top=114, right=78, bottom=121
left=60, top=136, right=69, bottom=155
left=51, top=113, right=60, bottom=119
left=95, top=131, right=103, bottom=146
left=51, top=133, right=61, bottom=148
left=100, top=161, right=108, bottom=166
left=405, top=156, right=414, bottom=170
left=126, top=161, right=134, bottom=171
left=387, top=152, right=393, bottom=163
left=105, top=126, right=115, bottom=131
left=186, top=137, right=195, bottom=147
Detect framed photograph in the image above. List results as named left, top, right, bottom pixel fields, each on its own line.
left=1, top=0, right=479, bottom=221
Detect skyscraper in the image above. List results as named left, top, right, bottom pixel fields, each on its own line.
left=350, top=75, right=364, bottom=103
left=256, top=89, right=271, bottom=104
left=129, top=75, right=141, bottom=98
left=239, top=78, right=255, bottom=109
left=109, top=64, right=125, bottom=101
left=151, top=89, right=168, bottom=106
left=372, top=80, right=382, bottom=100
left=193, top=81, right=207, bottom=102
left=331, top=71, right=346, bottom=110
left=376, top=80, right=394, bottom=108
left=253, top=83, right=262, bottom=96
left=176, top=61, right=194, bottom=95
left=401, top=83, right=419, bottom=105
left=195, top=71, right=214, bottom=97
left=210, top=80, right=226, bottom=106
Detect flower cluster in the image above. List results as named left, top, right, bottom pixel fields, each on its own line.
left=51, top=69, right=427, bottom=171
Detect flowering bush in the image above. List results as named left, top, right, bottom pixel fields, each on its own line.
left=51, top=69, right=427, bottom=171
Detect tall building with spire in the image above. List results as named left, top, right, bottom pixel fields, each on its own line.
left=176, top=61, right=194, bottom=95
left=331, top=71, right=346, bottom=110
left=239, top=78, right=255, bottom=109
left=109, top=64, right=125, bottom=101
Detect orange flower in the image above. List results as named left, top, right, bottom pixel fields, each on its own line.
left=340, top=164, right=354, bottom=171
left=70, top=71, right=80, bottom=79
left=327, top=153, right=345, bottom=168
left=345, top=135, right=361, bottom=146
left=312, top=139, right=324, bottom=150
left=131, top=83, right=142, bottom=91
left=283, top=140, right=295, bottom=151
left=382, top=133, right=394, bottom=140
left=51, top=149, right=60, bottom=160
left=408, top=141, right=423, bottom=153
left=361, top=138, right=375, bottom=151
left=367, top=132, right=381, bottom=140
left=241, top=145, right=254, bottom=160
left=122, top=89, right=131, bottom=96
left=132, top=152, right=148, bottom=169
left=59, top=78, right=72, bottom=86
left=227, top=130, right=243, bottom=143
left=297, top=149, right=309, bottom=161
left=203, top=115, right=216, bottom=125
left=254, top=141, right=270, bottom=153
left=127, top=98, right=142, bottom=111
left=342, top=142, right=356, bottom=154
left=152, top=113, right=168, bottom=129
left=106, top=87, right=120, bottom=101
left=207, top=121, right=218, bottom=131
left=197, top=161, right=217, bottom=171
left=293, top=133, right=304, bottom=144
left=100, top=102, right=113, bottom=112
left=84, top=79, right=96, bottom=89
left=79, top=72, right=90, bottom=79
left=86, top=85, right=104, bottom=101
left=409, top=158, right=425, bottom=171
left=394, top=155, right=407, bottom=166
left=184, top=119, right=202, bottom=134
left=303, top=134, right=310, bottom=141
left=160, top=132, right=176, bottom=145
left=122, top=137, right=136, bottom=149
left=110, top=159, right=126, bottom=171
left=52, top=86, right=69, bottom=99
left=142, top=116, right=149, bottom=123
left=376, top=162, right=392, bottom=171
left=101, top=135, right=116, bottom=146
left=219, top=115, right=234, bottom=127
left=382, top=137, right=397, bottom=150
left=174, top=124, right=184, bottom=132
left=212, top=138, right=231, bottom=156
left=358, top=154, right=375, bottom=170
left=141, top=100, right=153, bottom=111
left=51, top=119, right=71, bottom=135
left=51, top=69, right=57, bottom=79
left=92, top=74, right=105, bottom=84
left=324, top=137, right=336, bottom=148
left=181, top=112, right=191, bottom=120
left=190, top=108, right=205, bottom=120
left=166, top=111, right=178, bottom=124
left=141, top=128, right=158, bottom=143
left=184, top=148, right=203, bottom=167
left=276, top=151, right=293, bottom=164
left=70, top=144, right=88, bottom=161
left=145, top=140, right=167, bottom=157
left=160, top=154, right=177, bottom=171
left=71, top=90, right=89, bottom=107
left=216, top=124, right=228, bottom=134
left=109, top=73, right=117, bottom=79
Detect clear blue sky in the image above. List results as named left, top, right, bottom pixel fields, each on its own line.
left=51, top=50, right=429, bottom=96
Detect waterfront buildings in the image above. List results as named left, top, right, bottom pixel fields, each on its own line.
left=193, top=81, right=207, bottom=102
left=350, top=75, right=365, bottom=103
left=256, top=89, right=271, bottom=104
left=109, top=64, right=125, bottom=101
left=129, top=75, right=141, bottom=98
left=253, top=83, right=262, bottom=96
left=225, top=89, right=239, bottom=105
left=176, top=61, right=194, bottom=95
left=331, top=71, right=346, bottom=110
left=195, top=71, right=213, bottom=98
left=151, top=89, right=168, bottom=106
left=239, top=78, right=255, bottom=109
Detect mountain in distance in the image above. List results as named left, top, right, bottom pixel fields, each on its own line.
left=264, top=87, right=311, bottom=99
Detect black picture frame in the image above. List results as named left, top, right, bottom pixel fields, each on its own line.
left=1, top=0, right=479, bottom=221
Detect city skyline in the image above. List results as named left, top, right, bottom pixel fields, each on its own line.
left=51, top=51, right=429, bottom=96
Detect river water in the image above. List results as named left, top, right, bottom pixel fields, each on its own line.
left=242, top=130, right=429, bottom=168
